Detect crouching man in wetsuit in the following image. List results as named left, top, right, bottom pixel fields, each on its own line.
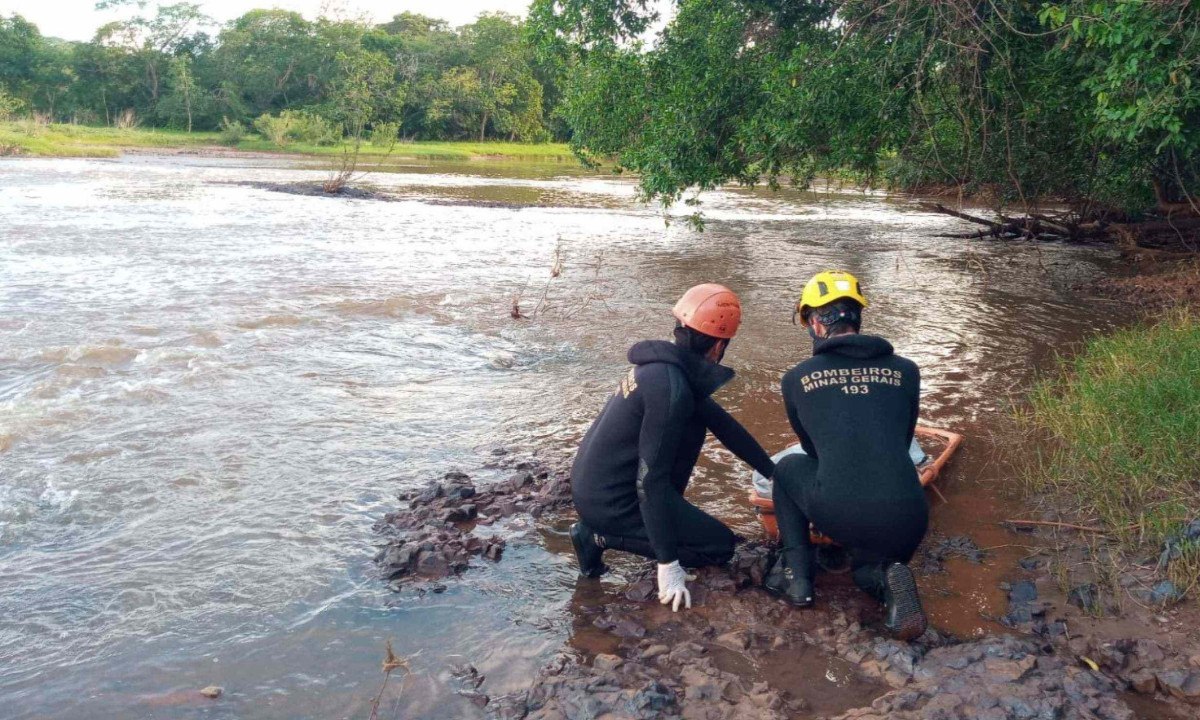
left=766, top=270, right=929, bottom=640
left=570, top=284, right=776, bottom=611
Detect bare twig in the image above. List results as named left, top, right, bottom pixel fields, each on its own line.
left=368, top=640, right=410, bottom=720
left=1003, top=520, right=1113, bottom=530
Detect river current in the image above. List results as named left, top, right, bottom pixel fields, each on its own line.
left=0, top=154, right=1120, bottom=717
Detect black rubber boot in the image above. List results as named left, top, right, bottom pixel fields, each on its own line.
left=764, top=549, right=814, bottom=607
left=570, top=521, right=608, bottom=578
left=763, top=553, right=786, bottom=594
left=883, top=562, right=927, bottom=641
left=852, top=561, right=887, bottom=603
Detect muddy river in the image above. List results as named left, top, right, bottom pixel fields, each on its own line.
left=0, top=154, right=1122, bottom=718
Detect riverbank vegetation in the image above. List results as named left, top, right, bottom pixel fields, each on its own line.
left=0, top=121, right=573, bottom=161
left=0, top=4, right=564, bottom=145
left=531, top=1, right=1200, bottom=247
left=1021, top=311, right=1200, bottom=589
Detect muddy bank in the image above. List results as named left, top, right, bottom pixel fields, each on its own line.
left=1087, top=257, right=1200, bottom=309
left=993, top=522, right=1200, bottom=714
left=372, top=459, right=1189, bottom=720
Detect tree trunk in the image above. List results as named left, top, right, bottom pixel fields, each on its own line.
left=479, top=112, right=489, bottom=142
left=148, top=59, right=159, bottom=101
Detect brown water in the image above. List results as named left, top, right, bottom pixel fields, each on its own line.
left=0, top=154, right=1122, bottom=718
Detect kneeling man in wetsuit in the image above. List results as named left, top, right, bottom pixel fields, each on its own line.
left=767, top=270, right=928, bottom=640
left=570, top=284, right=776, bottom=611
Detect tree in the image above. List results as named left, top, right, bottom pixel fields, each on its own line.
left=0, top=15, right=46, bottom=106
left=207, top=9, right=319, bottom=119
left=532, top=0, right=1200, bottom=221
left=4, top=8, right=559, bottom=142
left=93, top=1, right=211, bottom=108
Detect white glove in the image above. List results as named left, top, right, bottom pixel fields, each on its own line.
left=656, top=560, right=694, bottom=612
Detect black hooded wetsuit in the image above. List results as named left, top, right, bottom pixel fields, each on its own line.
left=775, top=334, right=927, bottom=595
left=571, top=340, right=776, bottom=567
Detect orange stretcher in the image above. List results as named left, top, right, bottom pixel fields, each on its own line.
left=748, top=426, right=963, bottom=544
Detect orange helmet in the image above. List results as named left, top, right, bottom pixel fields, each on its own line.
left=672, top=284, right=742, bottom=339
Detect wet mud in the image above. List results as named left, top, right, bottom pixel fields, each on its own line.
left=991, top=521, right=1200, bottom=715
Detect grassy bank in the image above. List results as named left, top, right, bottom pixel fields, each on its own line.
left=1021, top=311, right=1200, bottom=584
left=0, top=122, right=575, bottom=162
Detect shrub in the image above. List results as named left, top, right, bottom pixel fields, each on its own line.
left=253, top=110, right=340, bottom=147
left=218, top=117, right=246, bottom=146
left=0, top=89, right=24, bottom=121
left=288, top=111, right=339, bottom=145
left=370, top=121, right=399, bottom=147
left=113, top=108, right=138, bottom=129
left=253, top=112, right=295, bottom=147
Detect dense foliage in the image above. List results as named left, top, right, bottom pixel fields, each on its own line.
left=0, top=3, right=562, bottom=142
left=531, top=0, right=1200, bottom=216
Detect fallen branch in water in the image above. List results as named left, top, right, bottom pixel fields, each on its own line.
left=921, top=202, right=1111, bottom=243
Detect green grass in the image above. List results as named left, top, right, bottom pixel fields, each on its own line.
left=0, top=121, right=217, bottom=156
left=237, top=138, right=574, bottom=161
left=0, top=121, right=574, bottom=162
left=1021, top=310, right=1200, bottom=553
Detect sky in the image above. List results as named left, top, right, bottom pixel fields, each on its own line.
left=5, top=0, right=538, bottom=41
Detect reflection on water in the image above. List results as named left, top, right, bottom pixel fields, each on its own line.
left=0, top=154, right=1120, bottom=717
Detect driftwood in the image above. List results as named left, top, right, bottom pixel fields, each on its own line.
left=921, top=201, right=1200, bottom=252
left=921, top=202, right=1110, bottom=244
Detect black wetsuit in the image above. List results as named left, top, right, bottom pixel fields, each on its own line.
left=775, top=334, right=927, bottom=596
left=571, top=340, right=775, bottom=567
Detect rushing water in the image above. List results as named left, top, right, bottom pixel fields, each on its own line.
left=0, top=154, right=1121, bottom=718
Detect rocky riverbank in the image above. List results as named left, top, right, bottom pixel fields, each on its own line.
left=373, top=454, right=1197, bottom=719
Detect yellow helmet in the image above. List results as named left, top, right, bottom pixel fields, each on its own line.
left=795, top=270, right=868, bottom=327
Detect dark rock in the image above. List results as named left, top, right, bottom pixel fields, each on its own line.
left=1149, top=580, right=1183, bottom=604
left=1018, top=556, right=1043, bottom=571
left=916, top=534, right=985, bottom=573
left=715, top=630, right=751, bottom=651
left=1002, top=605, right=1033, bottom=627
left=441, top=504, right=478, bottom=523
left=629, top=681, right=676, bottom=714
left=1135, top=639, right=1165, bottom=664
left=624, top=579, right=656, bottom=602
left=412, top=484, right=443, bottom=506
left=416, top=550, right=450, bottom=576
left=446, top=484, right=476, bottom=501
left=1129, top=669, right=1157, bottom=694
left=1009, top=580, right=1038, bottom=603
left=1156, top=670, right=1200, bottom=703
left=641, top=645, right=669, bottom=660
left=1068, top=583, right=1100, bottom=612
left=457, top=690, right=489, bottom=707
left=984, top=655, right=1037, bottom=682
left=611, top=618, right=646, bottom=639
